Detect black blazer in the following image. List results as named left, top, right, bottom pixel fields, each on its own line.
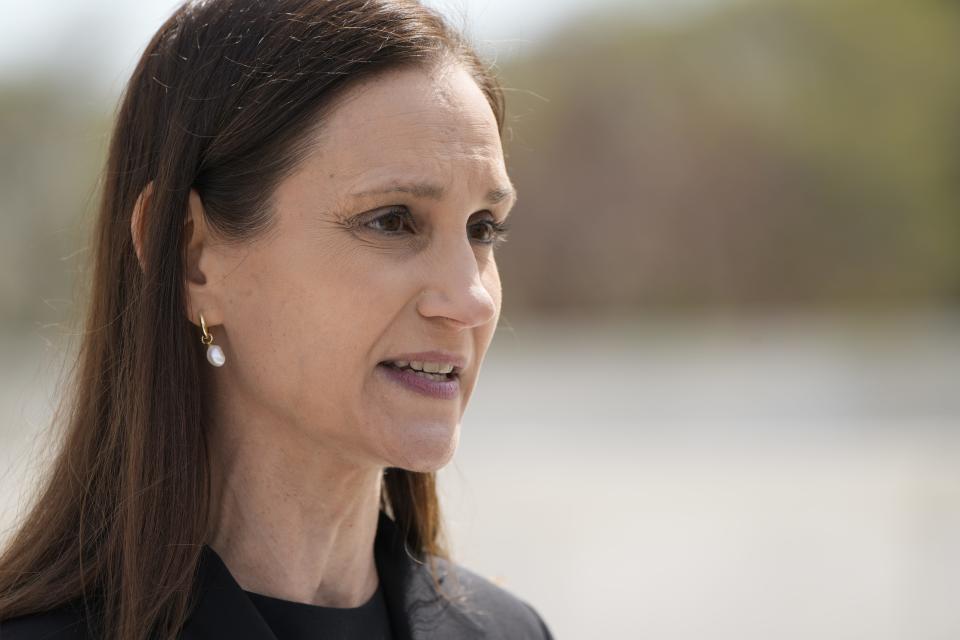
left=0, top=510, right=553, bottom=639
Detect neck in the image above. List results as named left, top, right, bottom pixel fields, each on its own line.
left=205, top=395, right=383, bottom=608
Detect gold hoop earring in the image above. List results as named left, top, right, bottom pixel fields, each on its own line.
left=199, top=312, right=226, bottom=367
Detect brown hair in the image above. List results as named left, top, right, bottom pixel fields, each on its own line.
left=0, top=1, right=505, bottom=638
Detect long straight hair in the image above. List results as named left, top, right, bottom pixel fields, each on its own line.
left=0, top=1, right=505, bottom=638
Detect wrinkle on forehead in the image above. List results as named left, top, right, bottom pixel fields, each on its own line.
left=331, top=61, right=494, bottom=130
left=304, top=62, right=504, bottom=181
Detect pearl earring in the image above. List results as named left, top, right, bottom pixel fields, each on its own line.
left=199, top=312, right=225, bottom=367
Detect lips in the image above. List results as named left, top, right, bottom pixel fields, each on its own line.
left=376, top=361, right=460, bottom=399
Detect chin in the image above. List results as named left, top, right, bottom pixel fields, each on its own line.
left=385, top=420, right=460, bottom=473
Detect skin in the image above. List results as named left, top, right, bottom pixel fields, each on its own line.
left=130, top=60, right=516, bottom=607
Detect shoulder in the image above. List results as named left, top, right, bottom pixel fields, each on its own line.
left=0, top=602, right=93, bottom=640
left=434, top=557, right=554, bottom=640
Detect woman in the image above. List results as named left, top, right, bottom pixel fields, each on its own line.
left=0, top=0, right=553, bottom=638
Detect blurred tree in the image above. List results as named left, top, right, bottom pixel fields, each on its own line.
left=2, top=0, right=959, bottom=327
left=0, top=82, right=108, bottom=333
left=497, top=0, right=960, bottom=314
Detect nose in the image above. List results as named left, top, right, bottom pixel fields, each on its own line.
left=416, top=236, right=498, bottom=329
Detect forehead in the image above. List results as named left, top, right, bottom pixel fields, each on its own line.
left=309, top=63, right=506, bottom=186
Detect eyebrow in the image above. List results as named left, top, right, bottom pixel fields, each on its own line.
left=351, top=181, right=518, bottom=207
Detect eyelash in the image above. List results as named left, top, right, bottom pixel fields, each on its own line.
left=361, top=206, right=511, bottom=246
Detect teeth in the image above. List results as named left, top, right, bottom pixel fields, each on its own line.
left=410, top=370, right=449, bottom=381
left=390, top=360, right=455, bottom=374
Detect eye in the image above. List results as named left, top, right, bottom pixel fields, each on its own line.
left=364, top=206, right=415, bottom=235
left=359, top=206, right=511, bottom=246
left=470, top=217, right=512, bottom=246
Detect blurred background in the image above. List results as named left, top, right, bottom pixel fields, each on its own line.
left=2, top=0, right=959, bottom=637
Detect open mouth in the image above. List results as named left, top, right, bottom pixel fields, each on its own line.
left=377, top=361, right=460, bottom=381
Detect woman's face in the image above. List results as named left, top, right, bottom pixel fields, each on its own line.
left=190, top=62, right=515, bottom=473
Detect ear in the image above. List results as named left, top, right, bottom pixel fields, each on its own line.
left=182, top=189, right=225, bottom=330
left=130, top=181, right=154, bottom=272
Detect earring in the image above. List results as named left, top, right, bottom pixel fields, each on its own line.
left=199, top=312, right=226, bottom=367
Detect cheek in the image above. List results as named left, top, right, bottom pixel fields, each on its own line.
left=224, top=240, right=415, bottom=425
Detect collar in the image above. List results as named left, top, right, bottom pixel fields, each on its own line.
left=179, top=510, right=482, bottom=640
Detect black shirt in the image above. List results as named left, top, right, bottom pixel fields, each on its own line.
left=0, top=510, right=554, bottom=639
left=241, top=576, right=394, bottom=640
